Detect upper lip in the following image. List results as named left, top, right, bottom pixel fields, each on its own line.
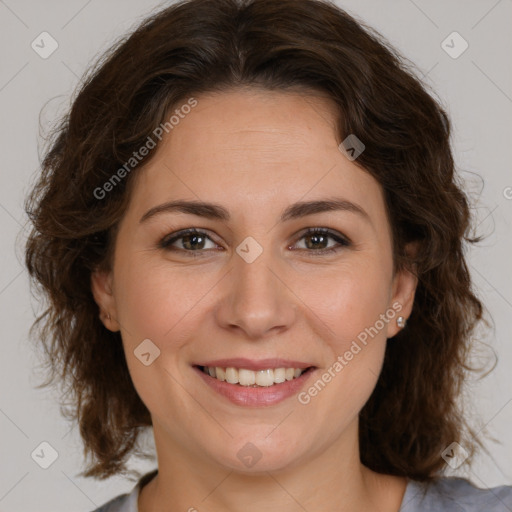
left=195, top=358, right=316, bottom=371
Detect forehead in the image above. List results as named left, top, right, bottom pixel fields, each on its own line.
left=168, top=87, right=340, bottom=161
left=125, top=88, right=388, bottom=231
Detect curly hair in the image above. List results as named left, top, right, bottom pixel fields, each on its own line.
left=24, top=0, right=489, bottom=481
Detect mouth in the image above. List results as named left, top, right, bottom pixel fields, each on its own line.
left=192, top=359, right=318, bottom=407
left=195, top=365, right=316, bottom=387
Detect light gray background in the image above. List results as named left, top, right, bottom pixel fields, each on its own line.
left=0, top=0, right=511, bottom=510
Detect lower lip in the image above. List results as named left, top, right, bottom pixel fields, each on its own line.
left=193, top=366, right=316, bottom=407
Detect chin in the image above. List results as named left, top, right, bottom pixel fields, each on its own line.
left=207, top=431, right=307, bottom=474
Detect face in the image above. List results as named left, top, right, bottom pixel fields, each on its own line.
left=92, top=87, right=417, bottom=474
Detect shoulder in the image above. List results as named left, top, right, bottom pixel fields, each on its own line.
left=87, top=469, right=157, bottom=512
left=401, top=476, right=512, bottom=511
left=88, top=492, right=132, bottom=512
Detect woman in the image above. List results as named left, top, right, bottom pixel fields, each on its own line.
left=24, top=0, right=512, bottom=510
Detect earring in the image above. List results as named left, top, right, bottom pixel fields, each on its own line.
left=107, top=312, right=111, bottom=321
left=397, top=316, right=406, bottom=328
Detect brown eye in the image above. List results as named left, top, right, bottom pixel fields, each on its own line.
left=160, top=229, right=218, bottom=254
left=292, top=228, right=351, bottom=255
left=160, top=227, right=350, bottom=257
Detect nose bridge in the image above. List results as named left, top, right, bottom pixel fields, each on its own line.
left=216, top=240, right=296, bottom=339
left=235, top=245, right=277, bottom=302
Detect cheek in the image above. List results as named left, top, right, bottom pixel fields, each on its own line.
left=298, top=260, right=392, bottom=420
left=297, top=270, right=391, bottom=426
left=300, top=258, right=393, bottom=346
left=114, top=247, right=393, bottom=347
left=112, top=257, right=205, bottom=423
left=309, top=341, right=386, bottom=436
left=113, top=254, right=205, bottom=343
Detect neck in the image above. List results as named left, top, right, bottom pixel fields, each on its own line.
left=138, top=420, right=407, bottom=512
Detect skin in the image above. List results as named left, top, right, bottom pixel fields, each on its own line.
left=91, top=87, right=418, bottom=512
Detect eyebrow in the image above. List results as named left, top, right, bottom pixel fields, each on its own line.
left=139, top=197, right=371, bottom=224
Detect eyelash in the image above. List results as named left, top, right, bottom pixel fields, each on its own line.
left=159, top=227, right=351, bottom=257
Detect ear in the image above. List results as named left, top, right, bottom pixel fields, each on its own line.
left=386, top=242, right=419, bottom=339
left=91, top=268, right=120, bottom=332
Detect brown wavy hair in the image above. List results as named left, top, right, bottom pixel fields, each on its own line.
left=24, top=0, right=490, bottom=482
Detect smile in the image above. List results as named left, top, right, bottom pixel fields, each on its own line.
left=199, top=365, right=310, bottom=387
left=193, top=360, right=317, bottom=407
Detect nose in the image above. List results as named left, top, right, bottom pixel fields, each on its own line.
left=214, top=245, right=297, bottom=341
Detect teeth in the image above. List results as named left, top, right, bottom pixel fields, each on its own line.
left=216, top=367, right=226, bottom=381
left=239, top=368, right=256, bottom=386
left=256, top=369, right=274, bottom=387
left=274, top=368, right=286, bottom=383
left=201, top=366, right=309, bottom=386
left=225, top=367, right=238, bottom=384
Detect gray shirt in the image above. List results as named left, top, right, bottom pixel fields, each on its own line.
left=90, top=470, right=512, bottom=511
